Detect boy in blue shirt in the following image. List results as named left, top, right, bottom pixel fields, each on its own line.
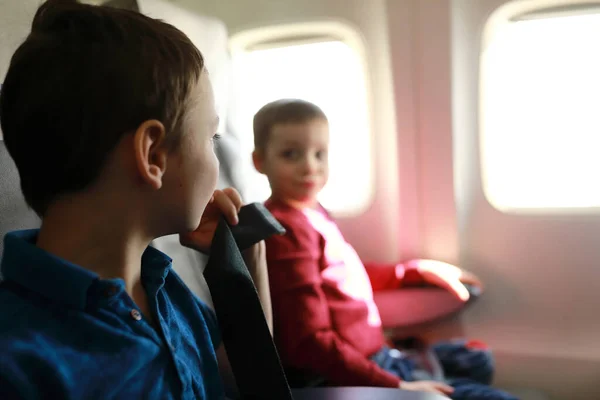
left=0, top=1, right=263, bottom=398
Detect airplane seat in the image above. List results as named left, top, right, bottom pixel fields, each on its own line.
left=0, top=143, right=41, bottom=260
left=0, top=0, right=43, bottom=260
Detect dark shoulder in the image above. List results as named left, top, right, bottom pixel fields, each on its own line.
left=0, top=281, right=35, bottom=334
left=0, top=282, right=68, bottom=394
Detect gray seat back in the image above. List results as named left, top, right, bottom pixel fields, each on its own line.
left=0, top=142, right=41, bottom=256
left=0, top=0, right=44, bottom=257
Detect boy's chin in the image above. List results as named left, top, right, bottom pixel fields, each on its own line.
left=290, top=194, right=319, bottom=206
left=157, top=213, right=203, bottom=238
left=297, top=189, right=320, bottom=202
left=184, top=214, right=204, bottom=233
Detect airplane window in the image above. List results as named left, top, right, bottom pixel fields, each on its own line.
left=231, top=40, right=372, bottom=215
left=481, top=11, right=600, bottom=212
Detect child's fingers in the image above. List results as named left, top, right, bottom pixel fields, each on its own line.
left=222, top=187, right=243, bottom=212
left=424, top=272, right=470, bottom=302
left=460, top=270, right=484, bottom=290
left=432, top=382, right=454, bottom=395
left=438, top=276, right=470, bottom=302
left=401, top=381, right=454, bottom=396
left=212, top=190, right=239, bottom=225
left=447, top=279, right=470, bottom=302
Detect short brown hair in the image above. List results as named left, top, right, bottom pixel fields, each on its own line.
left=253, top=99, right=327, bottom=150
left=0, top=0, right=204, bottom=216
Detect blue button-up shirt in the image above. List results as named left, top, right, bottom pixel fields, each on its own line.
left=0, top=230, right=224, bottom=399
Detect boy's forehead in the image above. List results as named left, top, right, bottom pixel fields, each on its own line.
left=188, top=70, right=216, bottom=114
left=195, top=69, right=213, bottom=95
left=270, top=120, right=328, bottom=143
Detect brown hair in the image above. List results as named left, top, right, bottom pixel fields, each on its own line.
left=0, top=0, right=204, bottom=216
left=253, top=99, right=327, bottom=150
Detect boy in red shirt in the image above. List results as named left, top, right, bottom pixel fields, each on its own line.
left=253, top=99, right=518, bottom=399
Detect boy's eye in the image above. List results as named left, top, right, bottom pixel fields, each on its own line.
left=282, top=149, right=300, bottom=160
left=211, top=133, right=222, bottom=145
left=316, top=150, right=327, bottom=160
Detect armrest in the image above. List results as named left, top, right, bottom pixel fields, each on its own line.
left=291, top=387, right=450, bottom=400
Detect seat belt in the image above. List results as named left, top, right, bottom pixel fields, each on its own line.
left=204, top=203, right=293, bottom=399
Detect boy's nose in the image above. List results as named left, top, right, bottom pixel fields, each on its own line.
left=301, top=156, right=319, bottom=175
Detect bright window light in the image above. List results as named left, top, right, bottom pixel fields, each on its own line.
left=481, top=12, right=600, bottom=211
left=231, top=40, right=372, bottom=215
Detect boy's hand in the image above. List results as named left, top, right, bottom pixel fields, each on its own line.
left=400, top=380, right=454, bottom=397
left=415, top=259, right=483, bottom=302
left=179, top=188, right=243, bottom=254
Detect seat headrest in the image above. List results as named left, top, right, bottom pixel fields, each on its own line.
left=0, top=0, right=42, bottom=141
left=0, top=0, right=44, bottom=254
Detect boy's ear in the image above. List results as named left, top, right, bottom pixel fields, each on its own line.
left=133, top=119, right=168, bottom=190
left=252, top=149, right=265, bottom=174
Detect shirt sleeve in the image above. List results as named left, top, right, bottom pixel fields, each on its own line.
left=364, top=261, right=425, bottom=292
left=0, top=365, right=27, bottom=399
left=266, top=211, right=401, bottom=388
left=0, top=346, right=57, bottom=400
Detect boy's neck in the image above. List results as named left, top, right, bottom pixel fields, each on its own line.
left=36, top=192, right=152, bottom=295
left=270, top=195, right=318, bottom=211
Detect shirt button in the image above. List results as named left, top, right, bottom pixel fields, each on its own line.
left=104, top=286, right=118, bottom=297
left=130, top=309, right=142, bottom=321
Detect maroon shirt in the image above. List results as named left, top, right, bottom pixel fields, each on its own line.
left=265, top=199, right=423, bottom=387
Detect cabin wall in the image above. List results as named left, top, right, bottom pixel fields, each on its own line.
left=453, top=0, right=600, bottom=398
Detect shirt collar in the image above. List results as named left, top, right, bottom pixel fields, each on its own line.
left=141, top=243, right=173, bottom=283
left=1, top=229, right=173, bottom=310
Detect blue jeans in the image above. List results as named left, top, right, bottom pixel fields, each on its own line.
left=370, top=345, right=519, bottom=400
